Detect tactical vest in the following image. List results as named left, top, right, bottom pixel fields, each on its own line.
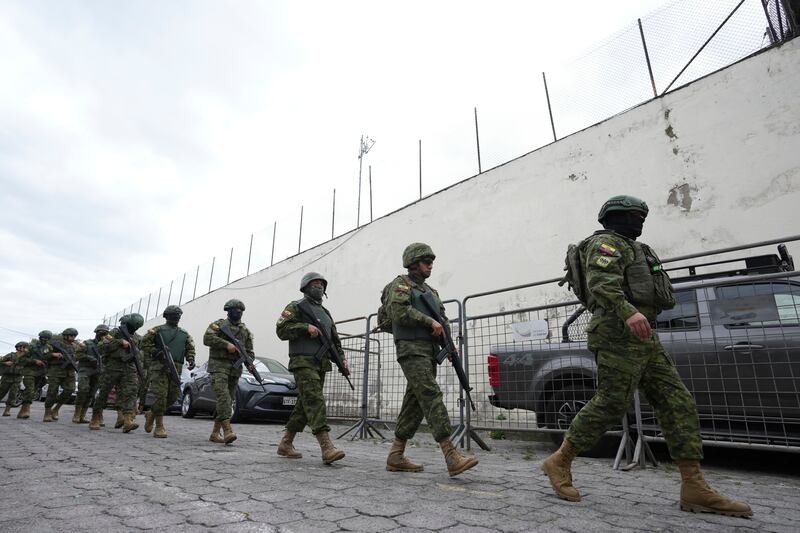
left=290, top=299, right=332, bottom=356
left=79, top=340, right=99, bottom=370
left=625, top=241, right=675, bottom=312
left=392, top=283, right=438, bottom=342
left=156, top=325, right=189, bottom=364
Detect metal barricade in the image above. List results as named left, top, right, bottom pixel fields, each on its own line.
left=323, top=317, right=366, bottom=422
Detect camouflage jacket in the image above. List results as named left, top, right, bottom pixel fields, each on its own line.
left=17, top=339, right=51, bottom=377
left=98, top=329, right=143, bottom=372
left=75, top=337, right=104, bottom=374
left=46, top=335, right=79, bottom=377
left=276, top=298, right=344, bottom=372
left=1, top=351, right=23, bottom=376
left=384, top=273, right=449, bottom=359
left=581, top=231, right=674, bottom=345
left=203, top=319, right=253, bottom=374
left=141, top=324, right=196, bottom=372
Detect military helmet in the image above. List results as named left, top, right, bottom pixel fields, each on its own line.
left=94, top=324, right=110, bottom=334
left=163, top=305, right=183, bottom=317
left=402, top=242, right=436, bottom=268
left=597, top=195, right=649, bottom=222
left=120, top=313, right=144, bottom=329
left=223, top=299, right=245, bottom=311
left=300, top=272, right=327, bottom=292
left=15, top=341, right=28, bottom=349
left=38, top=330, right=53, bottom=340
left=62, top=327, right=78, bottom=337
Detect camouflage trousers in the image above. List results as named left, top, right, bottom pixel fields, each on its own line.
left=75, top=372, right=101, bottom=410
left=396, top=352, right=453, bottom=443
left=211, top=372, right=239, bottom=421
left=286, top=367, right=329, bottom=435
left=138, top=368, right=150, bottom=409
left=0, top=375, right=22, bottom=406
left=95, top=367, right=138, bottom=412
left=20, top=375, right=42, bottom=404
left=150, top=367, right=182, bottom=416
left=566, top=335, right=703, bottom=461
left=44, top=370, right=76, bottom=408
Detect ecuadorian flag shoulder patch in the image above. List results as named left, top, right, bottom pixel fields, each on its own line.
left=598, top=243, right=618, bottom=256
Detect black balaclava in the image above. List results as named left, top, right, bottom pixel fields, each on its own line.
left=602, top=211, right=644, bottom=240
left=227, top=309, right=243, bottom=323
left=304, top=285, right=325, bottom=304
left=164, top=313, right=181, bottom=327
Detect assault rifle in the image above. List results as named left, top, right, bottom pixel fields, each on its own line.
left=86, top=340, right=105, bottom=376
left=118, top=323, right=145, bottom=382
left=154, top=331, right=182, bottom=387
left=218, top=324, right=267, bottom=391
left=418, top=290, right=476, bottom=411
left=296, top=301, right=355, bottom=391
left=50, top=340, right=79, bottom=372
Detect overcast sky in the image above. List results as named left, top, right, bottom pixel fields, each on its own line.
left=2, top=0, right=770, bottom=346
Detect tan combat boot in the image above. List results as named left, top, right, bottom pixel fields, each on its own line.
left=386, top=438, right=424, bottom=472
left=114, top=410, right=125, bottom=429
left=89, top=409, right=102, bottom=430
left=153, top=416, right=167, bottom=438
left=144, top=411, right=155, bottom=433
left=677, top=460, right=753, bottom=517
left=51, top=403, right=63, bottom=421
left=122, top=411, right=139, bottom=433
left=2, top=405, right=12, bottom=417
left=541, top=439, right=581, bottom=502
left=72, top=406, right=82, bottom=424
left=439, top=439, right=478, bottom=477
left=78, top=407, right=89, bottom=424
left=209, top=420, right=225, bottom=443
left=98, top=411, right=105, bottom=427
left=315, top=431, right=345, bottom=464
left=43, top=407, right=54, bottom=422
left=17, top=403, right=31, bottom=419
left=221, top=419, right=237, bottom=444
left=277, top=431, right=303, bottom=459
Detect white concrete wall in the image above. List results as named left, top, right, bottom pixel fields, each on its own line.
left=146, top=38, right=800, bottom=365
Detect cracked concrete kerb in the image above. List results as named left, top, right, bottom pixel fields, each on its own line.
left=2, top=403, right=799, bottom=532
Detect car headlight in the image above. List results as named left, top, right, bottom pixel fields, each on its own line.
left=242, top=375, right=276, bottom=386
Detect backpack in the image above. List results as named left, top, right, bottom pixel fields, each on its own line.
left=558, top=241, right=590, bottom=306
left=375, top=275, right=412, bottom=333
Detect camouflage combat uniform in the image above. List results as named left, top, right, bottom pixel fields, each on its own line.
left=385, top=273, right=454, bottom=443
left=75, top=338, right=104, bottom=413
left=203, top=319, right=253, bottom=421
left=276, top=297, right=342, bottom=435
left=0, top=351, right=23, bottom=411
left=137, top=354, right=151, bottom=412
left=43, top=335, right=78, bottom=412
left=564, top=229, right=703, bottom=461
left=140, top=324, right=195, bottom=416
left=17, top=339, right=49, bottom=408
left=95, top=329, right=141, bottom=414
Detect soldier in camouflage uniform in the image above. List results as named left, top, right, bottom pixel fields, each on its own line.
left=140, top=305, right=196, bottom=438
left=382, top=243, right=478, bottom=477
left=93, top=314, right=144, bottom=433
left=15, top=331, right=51, bottom=419
left=0, top=342, right=27, bottom=416
left=42, top=328, right=79, bottom=422
left=203, top=299, right=253, bottom=445
left=542, top=195, right=752, bottom=517
left=137, top=348, right=151, bottom=415
left=75, top=324, right=109, bottom=426
left=275, top=273, right=349, bottom=464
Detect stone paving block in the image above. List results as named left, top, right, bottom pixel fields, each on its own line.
left=124, top=511, right=188, bottom=529
left=277, top=518, right=339, bottom=533
left=187, top=509, right=248, bottom=527
left=337, top=514, right=399, bottom=531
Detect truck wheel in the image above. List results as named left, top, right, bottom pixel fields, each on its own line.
left=545, top=384, right=618, bottom=457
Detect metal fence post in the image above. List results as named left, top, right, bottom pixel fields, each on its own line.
left=418, top=139, right=422, bottom=199
left=137, top=298, right=142, bottom=314
left=167, top=280, right=173, bottom=306
left=178, top=272, right=186, bottom=305
left=246, top=234, right=253, bottom=276
left=638, top=18, right=658, bottom=97
left=331, top=189, right=336, bottom=239
left=226, top=247, right=233, bottom=285
left=474, top=106, right=482, bottom=174
left=154, top=287, right=162, bottom=318
left=145, top=294, right=152, bottom=321
left=270, top=222, right=276, bottom=266
left=208, top=257, right=215, bottom=293
left=542, top=72, right=557, bottom=142
left=192, top=265, right=199, bottom=300
left=298, top=206, right=304, bottom=254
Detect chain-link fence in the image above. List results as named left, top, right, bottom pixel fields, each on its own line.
left=103, top=0, right=797, bottom=324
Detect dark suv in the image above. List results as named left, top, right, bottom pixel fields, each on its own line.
left=488, top=245, right=800, bottom=448
left=181, top=357, right=298, bottom=422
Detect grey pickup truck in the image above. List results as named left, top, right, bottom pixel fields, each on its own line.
left=488, top=245, right=800, bottom=448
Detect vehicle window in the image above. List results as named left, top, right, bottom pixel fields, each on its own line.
left=656, top=289, right=699, bottom=330
left=256, top=357, right=289, bottom=373
left=714, top=282, right=800, bottom=327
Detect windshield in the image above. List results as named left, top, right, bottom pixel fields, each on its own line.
left=256, top=357, right=290, bottom=374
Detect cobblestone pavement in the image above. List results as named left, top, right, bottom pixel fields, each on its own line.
left=1, top=403, right=799, bottom=532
